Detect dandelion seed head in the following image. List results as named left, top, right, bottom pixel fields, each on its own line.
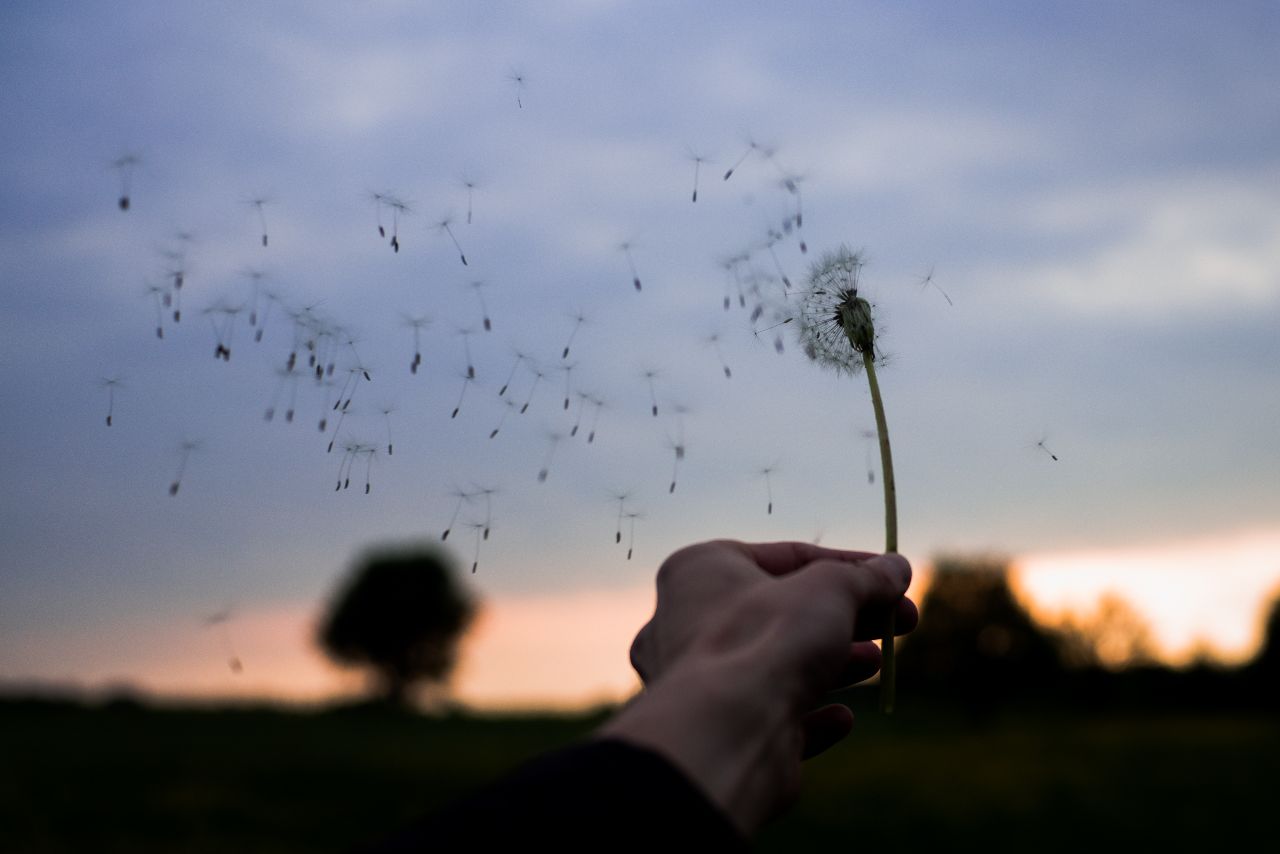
left=796, top=245, right=882, bottom=375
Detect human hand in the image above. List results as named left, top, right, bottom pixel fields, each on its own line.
left=599, top=540, right=917, bottom=835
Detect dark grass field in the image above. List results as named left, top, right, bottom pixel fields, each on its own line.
left=3, top=692, right=1276, bottom=853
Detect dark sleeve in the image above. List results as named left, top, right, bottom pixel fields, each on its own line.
left=363, top=737, right=749, bottom=852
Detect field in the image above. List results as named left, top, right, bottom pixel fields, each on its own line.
left=3, top=693, right=1276, bottom=852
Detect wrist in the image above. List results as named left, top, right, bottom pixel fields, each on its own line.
left=598, top=657, right=797, bottom=836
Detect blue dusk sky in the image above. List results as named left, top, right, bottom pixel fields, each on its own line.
left=1, top=1, right=1278, bottom=705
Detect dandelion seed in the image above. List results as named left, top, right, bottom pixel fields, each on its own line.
left=454, top=327, right=477, bottom=380
left=99, top=376, right=123, bottom=426
left=686, top=148, right=710, bottom=203
left=561, top=309, right=587, bottom=359
left=335, top=441, right=358, bottom=490
left=489, top=398, right=517, bottom=439
left=780, top=172, right=805, bottom=231
left=765, top=230, right=793, bottom=292
left=859, top=428, right=877, bottom=484
left=466, top=521, right=486, bottom=572
left=796, top=245, right=901, bottom=713
left=467, top=280, right=493, bottom=332
left=340, top=365, right=371, bottom=411
left=641, top=368, right=661, bottom=417
left=144, top=282, right=168, bottom=339
left=169, top=439, right=200, bottom=496
left=705, top=332, right=732, bottom=379
left=498, top=350, right=526, bottom=397
left=205, top=608, right=243, bottom=674
left=386, top=195, right=410, bottom=253
left=519, top=366, right=545, bottom=414
left=370, top=191, right=388, bottom=238
left=344, top=337, right=373, bottom=382
left=241, top=268, right=267, bottom=328
left=316, top=378, right=336, bottom=433
left=437, top=216, right=468, bottom=266
left=569, top=390, right=592, bottom=437
left=263, top=366, right=298, bottom=423
left=608, top=490, right=631, bottom=544
left=451, top=372, right=473, bottom=419
left=560, top=362, right=576, bottom=410
left=360, top=444, right=377, bottom=494
left=326, top=407, right=349, bottom=454
left=624, top=511, right=644, bottom=560
left=665, top=437, right=683, bottom=494
left=403, top=314, right=431, bottom=375
left=758, top=464, right=778, bottom=515
left=916, top=264, right=953, bottom=306
left=459, top=174, right=479, bottom=225
left=722, top=136, right=761, bottom=182
left=1035, top=435, right=1059, bottom=461
left=586, top=395, right=606, bottom=444
left=441, top=487, right=475, bottom=541
left=506, top=67, right=527, bottom=109
left=619, top=241, right=642, bottom=292
left=537, top=431, right=562, bottom=483
left=245, top=196, right=272, bottom=247
left=474, top=485, right=498, bottom=540
left=204, top=302, right=244, bottom=362
left=381, top=405, right=396, bottom=455
left=111, top=153, right=140, bottom=210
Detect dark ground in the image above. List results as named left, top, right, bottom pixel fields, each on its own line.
left=3, top=688, right=1276, bottom=853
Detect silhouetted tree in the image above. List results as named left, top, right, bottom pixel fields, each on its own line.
left=1253, top=591, right=1280, bottom=674
left=897, top=555, right=1067, bottom=707
left=318, top=544, right=476, bottom=706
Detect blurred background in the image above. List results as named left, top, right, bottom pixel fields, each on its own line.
left=1, top=1, right=1277, bottom=850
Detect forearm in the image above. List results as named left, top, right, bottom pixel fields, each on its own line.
left=598, top=656, right=798, bottom=837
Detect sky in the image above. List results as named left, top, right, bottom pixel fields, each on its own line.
left=1, top=1, right=1278, bottom=708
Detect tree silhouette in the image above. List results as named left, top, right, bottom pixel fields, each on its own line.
left=897, top=555, right=1067, bottom=707
left=318, top=544, right=476, bottom=706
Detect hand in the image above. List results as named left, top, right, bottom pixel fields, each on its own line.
left=599, top=540, right=917, bottom=836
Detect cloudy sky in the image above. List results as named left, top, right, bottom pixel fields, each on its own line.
left=2, top=1, right=1278, bottom=707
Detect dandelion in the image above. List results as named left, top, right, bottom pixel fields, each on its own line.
left=796, top=245, right=901, bottom=713
left=624, top=510, right=644, bottom=560
left=640, top=368, right=661, bottom=417
left=204, top=608, right=243, bottom=674
left=99, top=376, right=123, bottom=426
left=569, top=390, right=592, bottom=437
left=169, top=439, right=201, bottom=496
left=489, top=398, right=517, bottom=439
left=608, top=490, right=631, bottom=544
left=519, top=366, right=545, bottom=414
left=916, top=264, right=952, bottom=306
left=561, top=309, right=587, bottom=360
left=498, top=350, right=526, bottom=397
left=459, top=174, right=479, bottom=224
left=380, top=405, right=396, bottom=455
left=451, top=372, right=474, bottom=419
left=705, top=332, right=732, bottom=379
left=144, top=282, right=168, bottom=339
left=758, top=464, right=778, bottom=515
left=506, top=67, right=527, bottom=109
left=441, top=487, right=475, bottom=541
left=722, top=135, right=762, bottom=182
left=263, top=366, right=299, bottom=423
left=619, top=241, right=642, bottom=292
left=111, top=153, right=140, bottom=210
left=205, top=302, right=244, bottom=362
left=859, top=427, right=877, bottom=484
left=585, top=395, right=606, bottom=444
left=474, top=485, right=498, bottom=540
left=686, top=148, right=710, bottom=203
left=245, top=196, right=272, bottom=247
left=437, top=216, right=468, bottom=266
left=536, top=431, right=563, bottom=483
left=456, top=327, right=477, bottom=379
left=403, top=314, right=431, bottom=375
left=467, top=280, right=493, bottom=332
left=466, top=521, right=486, bottom=573
left=560, top=361, right=576, bottom=410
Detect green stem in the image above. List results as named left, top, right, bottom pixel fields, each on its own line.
left=862, top=352, right=898, bottom=714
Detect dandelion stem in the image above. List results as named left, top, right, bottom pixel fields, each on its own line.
left=862, top=350, right=898, bottom=713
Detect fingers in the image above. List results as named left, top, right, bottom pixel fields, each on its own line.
left=793, top=553, right=912, bottom=620
left=832, top=641, right=882, bottom=688
left=800, top=704, right=854, bottom=759
left=730, top=540, right=879, bottom=577
left=851, top=596, right=920, bottom=641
